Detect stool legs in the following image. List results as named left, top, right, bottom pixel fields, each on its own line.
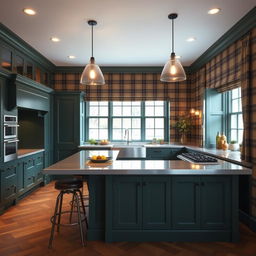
left=57, top=192, right=63, bottom=232
left=78, top=189, right=88, bottom=229
left=48, top=189, right=86, bottom=249
left=74, top=192, right=85, bottom=247
left=49, top=192, right=61, bottom=248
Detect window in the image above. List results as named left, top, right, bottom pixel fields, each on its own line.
left=86, top=101, right=169, bottom=142
left=204, top=87, right=244, bottom=148
left=228, top=88, right=243, bottom=144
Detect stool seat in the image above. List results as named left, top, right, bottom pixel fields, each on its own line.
left=55, top=179, right=83, bottom=190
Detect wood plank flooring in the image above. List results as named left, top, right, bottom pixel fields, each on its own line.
left=1, top=182, right=256, bottom=256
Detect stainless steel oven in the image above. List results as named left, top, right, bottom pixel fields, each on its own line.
left=4, top=138, right=19, bottom=162
left=4, top=115, right=19, bottom=139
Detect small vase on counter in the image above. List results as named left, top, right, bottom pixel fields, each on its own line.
left=229, top=141, right=239, bottom=151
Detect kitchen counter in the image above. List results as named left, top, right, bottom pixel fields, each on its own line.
left=79, top=143, right=249, bottom=167
left=43, top=149, right=251, bottom=243
left=43, top=150, right=251, bottom=175
left=18, top=148, right=45, bottom=158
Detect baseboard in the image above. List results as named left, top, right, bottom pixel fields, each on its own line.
left=239, top=210, right=256, bottom=232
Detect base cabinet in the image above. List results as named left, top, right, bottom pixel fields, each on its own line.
left=0, top=151, right=45, bottom=214
left=102, top=175, right=237, bottom=242
left=172, top=176, right=231, bottom=230
left=112, top=176, right=170, bottom=230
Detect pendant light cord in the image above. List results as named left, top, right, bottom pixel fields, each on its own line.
left=172, top=18, right=174, bottom=53
left=91, top=24, right=94, bottom=58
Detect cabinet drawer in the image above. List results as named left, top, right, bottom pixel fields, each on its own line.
left=24, top=169, right=35, bottom=188
left=24, top=158, right=35, bottom=170
left=3, top=165, right=17, bottom=178
left=2, top=175, right=17, bottom=201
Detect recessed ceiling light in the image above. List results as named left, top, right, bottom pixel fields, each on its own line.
left=23, top=8, right=36, bottom=16
left=186, top=37, right=196, bottom=42
left=208, top=8, right=221, bottom=15
left=68, top=55, right=76, bottom=59
left=50, top=37, right=60, bottom=42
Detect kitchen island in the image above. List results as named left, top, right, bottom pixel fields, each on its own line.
left=43, top=150, right=252, bottom=243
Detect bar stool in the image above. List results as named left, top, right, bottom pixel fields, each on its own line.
left=48, top=179, right=87, bottom=248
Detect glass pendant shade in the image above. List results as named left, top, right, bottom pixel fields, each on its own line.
left=160, top=53, right=186, bottom=82
left=80, top=57, right=105, bottom=85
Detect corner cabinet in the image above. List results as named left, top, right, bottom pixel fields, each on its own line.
left=54, top=92, right=85, bottom=162
left=102, top=175, right=238, bottom=242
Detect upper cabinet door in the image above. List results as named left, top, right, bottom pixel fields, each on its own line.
left=112, top=176, right=142, bottom=229
left=200, top=176, right=231, bottom=229
left=142, top=176, right=171, bottom=229
left=172, top=176, right=201, bottom=229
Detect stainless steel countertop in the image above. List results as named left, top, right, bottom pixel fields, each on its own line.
left=43, top=150, right=252, bottom=176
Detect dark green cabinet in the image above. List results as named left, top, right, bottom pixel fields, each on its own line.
left=54, top=92, right=85, bottom=162
left=172, top=176, right=200, bottom=229
left=112, top=176, right=170, bottom=230
left=172, top=176, right=231, bottom=230
left=146, top=148, right=185, bottom=160
left=1, top=163, right=17, bottom=204
left=200, top=176, right=231, bottom=229
left=0, top=151, right=45, bottom=214
left=142, top=176, right=171, bottom=229
left=112, top=176, right=142, bottom=229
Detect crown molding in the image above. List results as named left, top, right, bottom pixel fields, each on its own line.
left=190, top=7, right=256, bottom=72
left=0, top=23, right=55, bottom=71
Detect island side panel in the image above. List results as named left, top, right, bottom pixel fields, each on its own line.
left=87, top=175, right=105, bottom=240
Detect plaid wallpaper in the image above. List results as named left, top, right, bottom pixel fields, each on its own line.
left=205, top=39, right=242, bottom=91
left=240, top=28, right=256, bottom=217
left=190, top=67, right=205, bottom=146
left=53, top=72, right=192, bottom=143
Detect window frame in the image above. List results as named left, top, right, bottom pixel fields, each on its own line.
left=226, top=88, right=243, bottom=144
left=85, top=101, right=170, bottom=142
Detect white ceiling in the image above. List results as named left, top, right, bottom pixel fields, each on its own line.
left=0, top=0, right=255, bottom=67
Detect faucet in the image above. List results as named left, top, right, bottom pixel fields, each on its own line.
left=124, top=129, right=130, bottom=145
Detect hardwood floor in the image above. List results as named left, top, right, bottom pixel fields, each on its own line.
left=1, top=182, right=256, bottom=256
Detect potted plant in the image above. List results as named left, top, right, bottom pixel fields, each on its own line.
left=229, top=140, right=239, bottom=151
left=174, top=116, right=191, bottom=144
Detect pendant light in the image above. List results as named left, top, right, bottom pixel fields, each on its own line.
left=160, top=13, right=186, bottom=82
left=80, top=20, right=105, bottom=85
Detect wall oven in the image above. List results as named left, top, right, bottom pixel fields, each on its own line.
left=3, top=115, right=19, bottom=162
left=4, top=115, right=19, bottom=139
left=4, top=138, right=19, bottom=162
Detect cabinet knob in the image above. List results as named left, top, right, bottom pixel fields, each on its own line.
left=142, top=182, right=147, bottom=186
left=195, top=183, right=200, bottom=186
left=201, top=182, right=205, bottom=186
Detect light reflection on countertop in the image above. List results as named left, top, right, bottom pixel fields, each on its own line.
left=43, top=150, right=252, bottom=176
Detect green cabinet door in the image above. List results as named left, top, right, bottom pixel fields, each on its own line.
left=172, top=176, right=201, bottom=229
left=112, top=176, right=142, bottom=229
left=24, top=157, right=35, bottom=188
left=200, top=176, right=231, bottom=229
left=1, top=163, right=18, bottom=203
left=142, top=176, right=171, bottom=229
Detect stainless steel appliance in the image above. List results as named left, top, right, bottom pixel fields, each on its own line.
left=3, top=115, right=19, bottom=162
left=4, top=115, right=19, bottom=139
left=4, top=138, right=19, bottom=162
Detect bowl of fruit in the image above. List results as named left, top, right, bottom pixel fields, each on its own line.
left=89, top=155, right=112, bottom=163
left=99, top=139, right=110, bottom=145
